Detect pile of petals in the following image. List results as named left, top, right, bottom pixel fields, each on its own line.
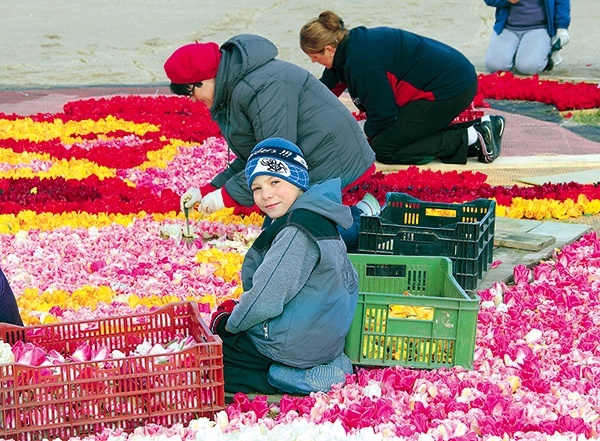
left=1, top=87, right=600, bottom=440
left=344, top=168, right=600, bottom=220
left=477, top=71, right=600, bottom=111
left=0, top=336, right=197, bottom=366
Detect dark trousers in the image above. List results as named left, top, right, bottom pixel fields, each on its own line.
left=220, top=332, right=278, bottom=394
left=1, top=267, right=24, bottom=326
left=370, top=80, right=477, bottom=165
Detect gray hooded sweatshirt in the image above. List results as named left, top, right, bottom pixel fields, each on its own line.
left=209, top=34, right=375, bottom=207
left=226, top=179, right=359, bottom=368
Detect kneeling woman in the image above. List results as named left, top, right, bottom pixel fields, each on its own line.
left=300, top=10, right=506, bottom=165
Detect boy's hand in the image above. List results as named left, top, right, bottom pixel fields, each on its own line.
left=215, top=299, right=238, bottom=314
left=209, top=300, right=238, bottom=336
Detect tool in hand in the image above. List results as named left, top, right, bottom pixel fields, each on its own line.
left=544, top=38, right=563, bottom=72
left=181, top=204, right=196, bottom=246
left=183, top=205, right=191, bottom=237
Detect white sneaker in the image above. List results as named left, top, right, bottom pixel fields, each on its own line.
left=355, top=193, right=380, bottom=216
left=551, top=51, right=564, bottom=67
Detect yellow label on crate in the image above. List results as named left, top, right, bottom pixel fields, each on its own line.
left=425, top=208, right=457, bottom=218
left=389, top=304, right=434, bottom=320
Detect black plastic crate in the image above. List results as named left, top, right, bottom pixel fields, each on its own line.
left=358, top=193, right=495, bottom=291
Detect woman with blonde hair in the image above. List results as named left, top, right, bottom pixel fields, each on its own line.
left=300, top=11, right=506, bottom=165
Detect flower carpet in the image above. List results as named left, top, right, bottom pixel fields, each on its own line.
left=2, top=73, right=600, bottom=440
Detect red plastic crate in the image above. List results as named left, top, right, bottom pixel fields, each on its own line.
left=0, top=302, right=224, bottom=441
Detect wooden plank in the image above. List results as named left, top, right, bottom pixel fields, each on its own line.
left=478, top=220, right=592, bottom=291
left=494, top=232, right=556, bottom=251
left=517, top=169, right=600, bottom=186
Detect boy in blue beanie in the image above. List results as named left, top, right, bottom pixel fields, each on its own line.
left=209, top=137, right=357, bottom=394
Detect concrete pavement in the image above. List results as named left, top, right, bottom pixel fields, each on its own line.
left=1, top=0, right=599, bottom=89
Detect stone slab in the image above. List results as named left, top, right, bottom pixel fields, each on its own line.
left=494, top=231, right=556, bottom=251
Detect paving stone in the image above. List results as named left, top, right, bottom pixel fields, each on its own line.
left=494, top=231, right=556, bottom=251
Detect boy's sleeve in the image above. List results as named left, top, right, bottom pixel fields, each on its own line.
left=226, top=227, right=319, bottom=333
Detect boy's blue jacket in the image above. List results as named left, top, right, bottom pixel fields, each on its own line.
left=226, top=179, right=359, bottom=368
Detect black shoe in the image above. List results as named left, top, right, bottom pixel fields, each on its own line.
left=491, top=115, right=506, bottom=140
left=473, top=120, right=501, bottom=164
left=490, top=115, right=505, bottom=155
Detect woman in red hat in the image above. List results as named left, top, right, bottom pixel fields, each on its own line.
left=164, top=34, right=379, bottom=251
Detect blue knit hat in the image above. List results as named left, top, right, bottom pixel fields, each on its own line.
left=245, top=138, right=309, bottom=191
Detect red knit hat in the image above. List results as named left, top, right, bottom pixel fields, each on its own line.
left=164, top=42, right=222, bottom=84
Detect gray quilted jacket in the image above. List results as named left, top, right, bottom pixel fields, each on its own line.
left=209, top=34, right=375, bottom=206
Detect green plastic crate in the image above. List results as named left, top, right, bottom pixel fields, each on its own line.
left=358, top=193, right=496, bottom=291
left=346, top=254, right=480, bottom=369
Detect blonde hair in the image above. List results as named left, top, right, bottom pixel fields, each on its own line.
left=300, top=10, right=349, bottom=54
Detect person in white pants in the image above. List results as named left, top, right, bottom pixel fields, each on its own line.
left=483, top=0, right=571, bottom=75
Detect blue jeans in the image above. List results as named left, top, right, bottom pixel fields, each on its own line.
left=485, top=28, right=551, bottom=76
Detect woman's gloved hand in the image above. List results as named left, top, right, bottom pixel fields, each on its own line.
left=209, top=300, right=238, bottom=336
left=552, top=28, right=570, bottom=47
left=180, top=188, right=202, bottom=213
left=199, top=189, right=225, bottom=214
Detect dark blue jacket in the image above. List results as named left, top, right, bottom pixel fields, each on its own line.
left=484, top=0, right=571, bottom=37
left=320, top=26, right=476, bottom=139
left=1, top=267, right=23, bottom=326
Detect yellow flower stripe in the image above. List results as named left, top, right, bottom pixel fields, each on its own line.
left=0, top=211, right=143, bottom=233
left=495, top=194, right=600, bottom=220
left=0, top=116, right=159, bottom=143
left=202, top=208, right=265, bottom=227
left=0, top=147, right=53, bottom=163
left=137, top=139, right=193, bottom=170
left=1, top=141, right=202, bottom=179
left=15, top=284, right=197, bottom=325
left=0, top=210, right=263, bottom=234
left=195, top=248, right=245, bottom=284
left=0, top=151, right=116, bottom=180
left=2, top=199, right=598, bottom=233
